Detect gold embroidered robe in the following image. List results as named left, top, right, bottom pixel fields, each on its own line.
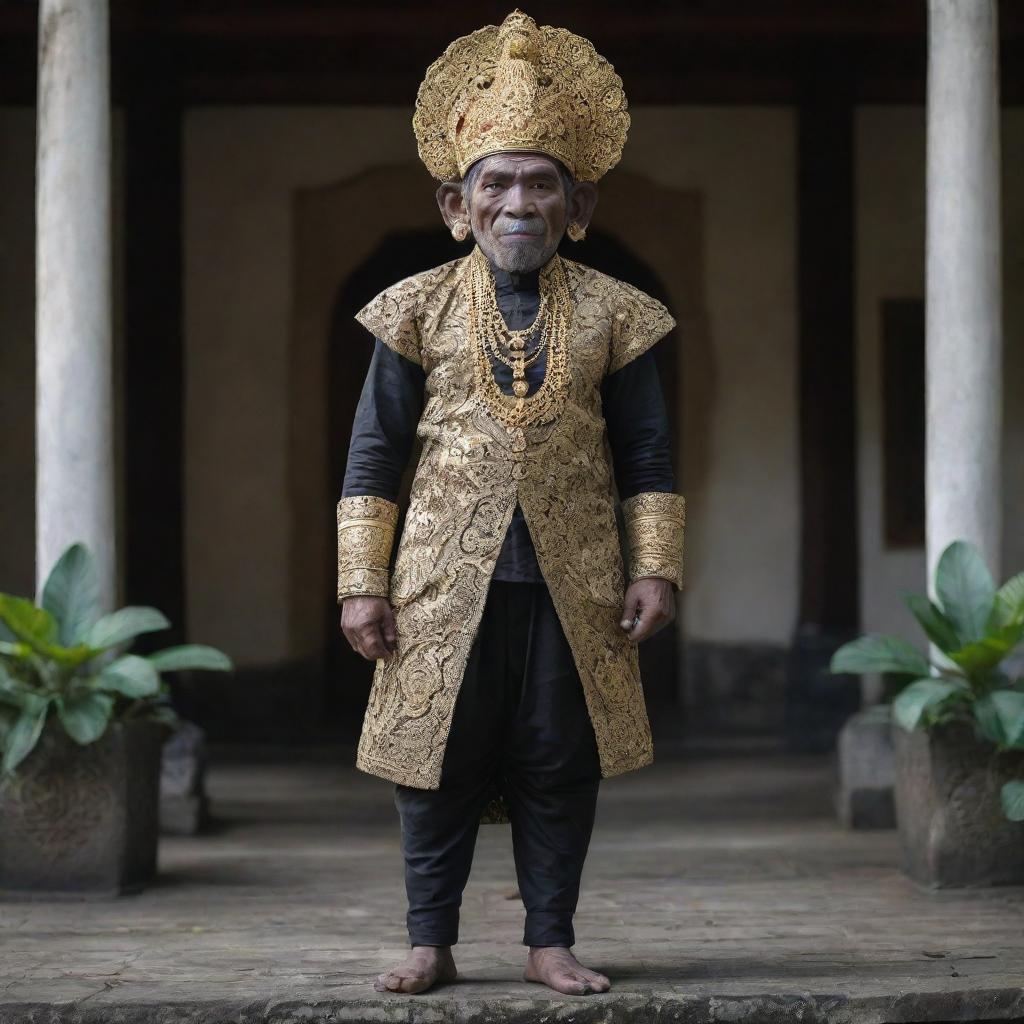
left=338, top=252, right=685, bottom=790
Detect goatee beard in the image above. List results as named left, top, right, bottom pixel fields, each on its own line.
left=482, top=237, right=557, bottom=274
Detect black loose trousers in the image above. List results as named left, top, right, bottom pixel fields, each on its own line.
left=395, top=579, right=602, bottom=948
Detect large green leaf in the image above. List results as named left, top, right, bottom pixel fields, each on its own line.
left=84, top=606, right=170, bottom=651
left=56, top=691, right=113, bottom=744
left=948, top=621, right=1024, bottom=677
left=892, top=677, right=967, bottom=731
left=935, top=541, right=996, bottom=645
left=830, top=635, right=931, bottom=677
left=94, top=654, right=160, bottom=698
left=973, top=690, right=1024, bottom=748
left=902, top=593, right=962, bottom=654
left=1002, top=780, right=1024, bottom=822
left=148, top=645, right=233, bottom=673
left=990, top=572, right=1024, bottom=630
left=0, top=594, right=58, bottom=646
left=0, top=704, right=15, bottom=744
left=0, top=595, right=96, bottom=667
left=1, top=700, right=49, bottom=773
left=41, top=543, right=102, bottom=646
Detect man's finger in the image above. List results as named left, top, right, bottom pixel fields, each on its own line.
left=631, top=607, right=670, bottom=643
left=620, top=592, right=640, bottom=632
left=627, top=605, right=648, bottom=642
left=359, top=621, right=392, bottom=661
left=381, top=606, right=397, bottom=650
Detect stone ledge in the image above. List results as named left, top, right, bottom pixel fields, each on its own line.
left=3, top=986, right=1024, bottom=1024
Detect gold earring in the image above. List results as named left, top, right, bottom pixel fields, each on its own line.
left=567, top=221, right=587, bottom=242
left=451, top=220, right=470, bottom=242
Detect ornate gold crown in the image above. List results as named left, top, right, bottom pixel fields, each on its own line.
left=413, top=10, right=629, bottom=183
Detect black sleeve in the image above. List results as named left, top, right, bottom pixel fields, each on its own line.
left=341, top=338, right=426, bottom=501
left=601, top=347, right=676, bottom=500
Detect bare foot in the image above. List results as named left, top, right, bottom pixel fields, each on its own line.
left=524, top=946, right=611, bottom=995
left=374, top=945, right=457, bottom=994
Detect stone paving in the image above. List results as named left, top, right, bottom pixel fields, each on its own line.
left=2, top=751, right=1023, bottom=1023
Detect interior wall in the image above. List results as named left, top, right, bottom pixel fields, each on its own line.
left=184, top=109, right=419, bottom=665
left=183, top=105, right=799, bottom=667
left=1, top=99, right=1015, bottom=690
left=621, top=108, right=799, bottom=646
left=856, top=106, right=1024, bottom=655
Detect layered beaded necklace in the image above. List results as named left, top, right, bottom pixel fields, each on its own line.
left=468, top=245, right=571, bottom=429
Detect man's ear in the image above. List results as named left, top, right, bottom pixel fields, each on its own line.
left=437, top=182, right=467, bottom=229
left=568, top=182, right=598, bottom=231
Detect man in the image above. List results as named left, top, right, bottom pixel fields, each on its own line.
left=337, top=11, right=686, bottom=997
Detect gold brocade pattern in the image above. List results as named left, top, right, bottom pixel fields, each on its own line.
left=337, top=495, right=400, bottom=601
left=351, top=252, right=679, bottom=790
left=622, top=492, right=687, bottom=590
left=413, top=11, right=629, bottom=183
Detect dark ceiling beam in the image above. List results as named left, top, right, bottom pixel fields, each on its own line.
left=1, top=4, right=1023, bottom=106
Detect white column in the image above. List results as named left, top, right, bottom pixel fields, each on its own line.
left=926, top=0, right=1003, bottom=584
left=35, top=0, right=116, bottom=610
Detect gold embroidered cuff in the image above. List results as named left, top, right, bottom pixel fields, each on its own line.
left=337, top=495, right=400, bottom=602
left=622, top=491, right=686, bottom=589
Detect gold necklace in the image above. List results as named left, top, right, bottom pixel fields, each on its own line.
left=485, top=309, right=546, bottom=383
left=468, top=246, right=571, bottom=429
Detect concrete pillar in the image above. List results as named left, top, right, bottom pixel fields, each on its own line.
left=926, top=0, right=1003, bottom=584
left=35, top=0, right=116, bottom=610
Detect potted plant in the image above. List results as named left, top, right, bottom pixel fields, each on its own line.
left=0, top=543, right=232, bottom=894
left=830, top=539, right=1024, bottom=887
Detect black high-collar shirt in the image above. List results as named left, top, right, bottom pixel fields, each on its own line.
left=342, top=256, right=675, bottom=583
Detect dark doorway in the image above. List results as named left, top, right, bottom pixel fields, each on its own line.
left=326, top=230, right=683, bottom=739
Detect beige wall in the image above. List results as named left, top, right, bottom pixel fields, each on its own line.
left=621, top=108, right=799, bottom=645
left=856, top=107, right=1024, bottom=660
left=184, top=109, right=420, bottom=664
left=183, top=106, right=799, bottom=665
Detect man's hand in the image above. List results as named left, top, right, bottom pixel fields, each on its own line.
left=341, top=596, right=397, bottom=661
left=619, top=577, right=676, bottom=643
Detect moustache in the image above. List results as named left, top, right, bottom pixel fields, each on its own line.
left=495, top=217, right=546, bottom=237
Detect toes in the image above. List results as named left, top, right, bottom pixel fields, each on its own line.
left=375, top=969, right=430, bottom=994
left=556, top=971, right=592, bottom=995
left=398, top=974, right=431, bottom=993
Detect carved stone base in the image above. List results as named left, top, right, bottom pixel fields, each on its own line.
left=835, top=705, right=896, bottom=829
left=0, top=719, right=163, bottom=894
left=160, top=719, right=209, bottom=836
left=895, top=722, right=1024, bottom=888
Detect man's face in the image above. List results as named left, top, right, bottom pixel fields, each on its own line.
left=464, top=153, right=569, bottom=274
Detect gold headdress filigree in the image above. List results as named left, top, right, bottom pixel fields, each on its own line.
left=413, top=10, right=629, bottom=183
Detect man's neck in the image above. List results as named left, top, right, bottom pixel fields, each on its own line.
left=487, top=255, right=544, bottom=295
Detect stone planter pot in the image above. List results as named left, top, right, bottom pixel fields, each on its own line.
left=894, top=721, right=1024, bottom=888
left=0, top=718, right=163, bottom=895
